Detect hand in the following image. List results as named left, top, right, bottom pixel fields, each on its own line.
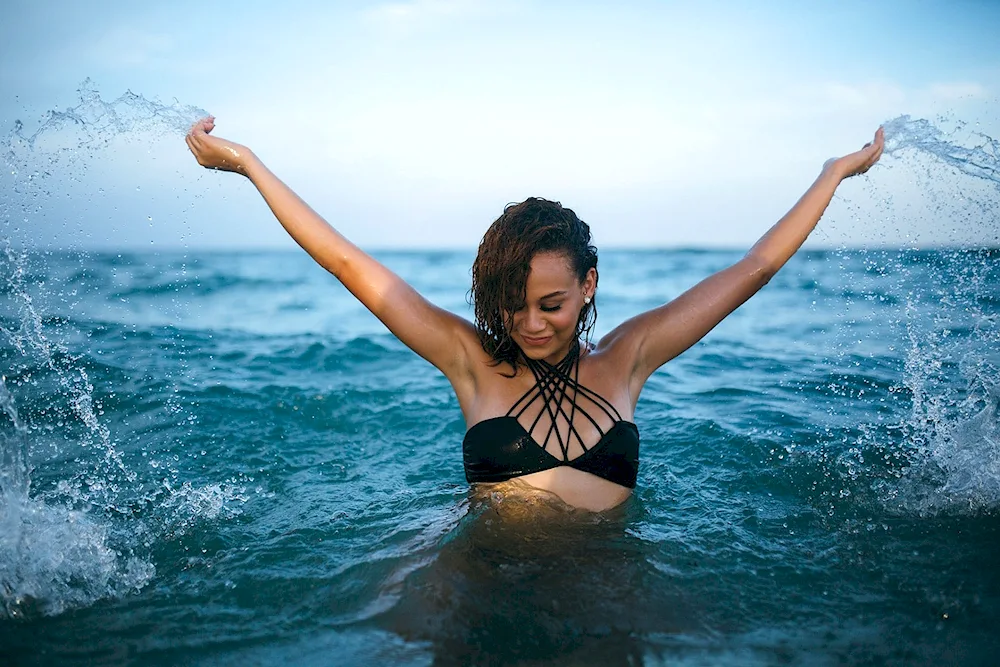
left=823, top=127, right=884, bottom=180
left=185, top=117, right=253, bottom=175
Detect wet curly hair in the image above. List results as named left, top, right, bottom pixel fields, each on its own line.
left=471, top=197, right=599, bottom=371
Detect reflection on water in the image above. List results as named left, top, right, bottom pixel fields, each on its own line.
left=377, top=489, right=700, bottom=665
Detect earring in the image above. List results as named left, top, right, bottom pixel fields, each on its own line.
left=584, top=296, right=591, bottom=305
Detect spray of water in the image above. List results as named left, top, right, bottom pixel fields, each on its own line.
left=0, top=82, right=216, bottom=619
left=850, top=116, right=1000, bottom=515
left=1, top=86, right=997, bottom=621
left=0, top=375, right=154, bottom=619
left=882, top=114, right=1000, bottom=187
left=4, top=78, right=206, bottom=178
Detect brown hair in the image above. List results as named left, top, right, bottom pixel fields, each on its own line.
left=470, top=197, right=599, bottom=371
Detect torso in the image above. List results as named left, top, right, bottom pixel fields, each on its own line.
left=458, top=341, right=639, bottom=512
left=486, top=467, right=634, bottom=513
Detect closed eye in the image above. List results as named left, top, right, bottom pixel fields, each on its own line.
left=540, top=304, right=562, bottom=312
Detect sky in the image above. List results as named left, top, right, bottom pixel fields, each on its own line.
left=2, top=0, right=999, bottom=250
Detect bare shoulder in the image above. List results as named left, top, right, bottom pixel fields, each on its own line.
left=591, top=314, right=660, bottom=409
left=593, top=314, right=646, bottom=370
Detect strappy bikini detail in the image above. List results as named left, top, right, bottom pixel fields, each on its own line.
left=509, top=343, right=625, bottom=461
left=462, top=343, right=640, bottom=489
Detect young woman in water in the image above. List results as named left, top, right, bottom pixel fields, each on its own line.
left=186, top=118, right=884, bottom=512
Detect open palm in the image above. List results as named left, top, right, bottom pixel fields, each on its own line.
left=825, top=127, right=884, bottom=180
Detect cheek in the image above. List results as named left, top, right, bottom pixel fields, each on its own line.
left=552, top=308, right=580, bottom=331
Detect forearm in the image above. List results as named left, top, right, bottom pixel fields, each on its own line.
left=243, top=154, right=360, bottom=277
left=241, top=154, right=408, bottom=323
left=746, top=166, right=844, bottom=275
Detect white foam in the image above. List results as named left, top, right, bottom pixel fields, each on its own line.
left=0, top=492, right=154, bottom=619
left=160, top=480, right=250, bottom=534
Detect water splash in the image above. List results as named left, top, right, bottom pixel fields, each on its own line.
left=0, top=377, right=30, bottom=500
left=0, top=82, right=218, bottom=619
left=3, top=78, right=206, bottom=181
left=889, top=261, right=1000, bottom=515
left=883, top=114, right=1000, bottom=188
left=1, top=375, right=155, bottom=619
left=0, top=243, right=131, bottom=509
left=835, top=115, right=1000, bottom=515
left=0, top=240, right=155, bottom=618
left=2, top=78, right=209, bottom=251
left=821, top=114, right=1000, bottom=248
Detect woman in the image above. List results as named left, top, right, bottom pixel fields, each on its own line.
left=186, top=118, right=884, bottom=512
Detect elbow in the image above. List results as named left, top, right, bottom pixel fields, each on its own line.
left=743, top=253, right=778, bottom=289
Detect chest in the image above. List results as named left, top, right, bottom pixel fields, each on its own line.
left=468, top=357, right=633, bottom=462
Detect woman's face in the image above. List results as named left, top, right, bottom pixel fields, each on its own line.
left=508, top=251, right=596, bottom=365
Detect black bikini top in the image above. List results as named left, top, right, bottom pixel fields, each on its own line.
left=462, top=343, right=639, bottom=489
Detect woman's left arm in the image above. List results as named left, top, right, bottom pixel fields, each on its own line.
left=604, top=127, right=885, bottom=391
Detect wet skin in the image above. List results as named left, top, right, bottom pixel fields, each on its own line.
left=468, top=252, right=634, bottom=512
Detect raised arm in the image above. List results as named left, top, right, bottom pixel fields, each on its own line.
left=602, top=128, right=885, bottom=392
left=185, top=118, right=479, bottom=384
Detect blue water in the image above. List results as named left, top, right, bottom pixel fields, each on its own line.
left=2, top=92, right=1000, bottom=665
left=2, top=246, right=999, bottom=665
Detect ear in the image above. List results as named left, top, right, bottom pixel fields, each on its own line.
left=582, top=267, right=597, bottom=298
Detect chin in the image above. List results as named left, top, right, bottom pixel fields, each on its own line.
left=519, top=346, right=548, bottom=360
left=516, top=335, right=570, bottom=361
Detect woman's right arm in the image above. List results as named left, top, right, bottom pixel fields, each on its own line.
left=185, top=118, right=478, bottom=382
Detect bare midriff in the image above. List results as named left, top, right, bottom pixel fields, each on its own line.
left=478, top=467, right=632, bottom=513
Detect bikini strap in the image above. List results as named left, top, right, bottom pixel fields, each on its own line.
left=505, top=342, right=624, bottom=460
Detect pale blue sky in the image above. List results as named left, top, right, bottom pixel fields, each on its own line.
left=2, top=0, right=998, bottom=249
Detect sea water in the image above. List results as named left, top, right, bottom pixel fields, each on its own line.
left=1, top=88, right=999, bottom=666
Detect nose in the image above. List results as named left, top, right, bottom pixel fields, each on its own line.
left=521, top=308, right=546, bottom=334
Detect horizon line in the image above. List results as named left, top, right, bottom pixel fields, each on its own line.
left=14, top=244, right=1000, bottom=255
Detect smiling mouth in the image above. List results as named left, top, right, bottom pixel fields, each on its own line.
left=520, top=335, right=552, bottom=346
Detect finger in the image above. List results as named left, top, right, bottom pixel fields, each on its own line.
left=189, top=116, right=213, bottom=136
left=870, top=134, right=884, bottom=160
left=185, top=135, right=202, bottom=165
left=185, top=136, right=205, bottom=164
left=864, top=127, right=884, bottom=154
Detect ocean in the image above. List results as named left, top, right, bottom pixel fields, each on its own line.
left=2, top=96, right=1000, bottom=665
left=1, top=245, right=998, bottom=666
